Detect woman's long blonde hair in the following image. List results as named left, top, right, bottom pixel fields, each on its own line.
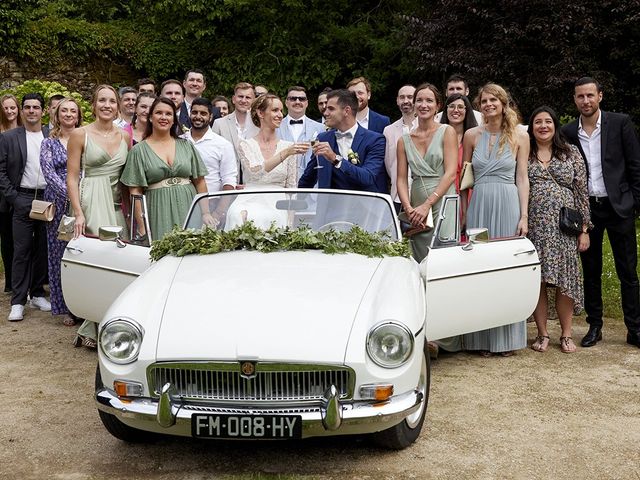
left=0, top=94, right=23, bottom=132
left=50, top=97, right=83, bottom=139
left=475, top=83, right=519, bottom=154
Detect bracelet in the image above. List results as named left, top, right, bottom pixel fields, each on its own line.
left=432, top=191, right=440, bottom=199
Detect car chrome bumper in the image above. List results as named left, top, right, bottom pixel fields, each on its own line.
left=96, top=384, right=423, bottom=438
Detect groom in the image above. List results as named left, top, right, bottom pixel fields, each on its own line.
left=298, top=89, right=387, bottom=193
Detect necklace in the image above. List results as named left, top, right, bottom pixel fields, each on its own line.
left=95, top=125, right=115, bottom=138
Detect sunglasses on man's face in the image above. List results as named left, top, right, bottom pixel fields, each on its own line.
left=287, top=96, right=307, bottom=102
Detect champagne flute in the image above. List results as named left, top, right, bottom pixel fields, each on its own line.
left=311, top=131, right=322, bottom=169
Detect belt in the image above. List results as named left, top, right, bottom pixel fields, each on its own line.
left=589, top=196, right=608, bottom=204
left=146, top=177, right=191, bottom=190
left=17, top=187, right=44, bottom=196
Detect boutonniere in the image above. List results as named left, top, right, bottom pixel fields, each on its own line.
left=181, top=124, right=190, bottom=133
left=348, top=149, right=360, bottom=165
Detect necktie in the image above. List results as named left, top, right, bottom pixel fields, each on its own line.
left=335, top=131, right=353, bottom=140
left=289, top=119, right=303, bottom=125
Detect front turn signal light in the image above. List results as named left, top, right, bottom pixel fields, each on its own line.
left=359, top=383, right=394, bottom=401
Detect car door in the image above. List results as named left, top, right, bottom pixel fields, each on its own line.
left=423, top=195, right=541, bottom=341
left=61, top=195, right=152, bottom=323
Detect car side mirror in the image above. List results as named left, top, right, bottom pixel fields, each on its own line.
left=99, top=226, right=126, bottom=248
left=462, top=227, right=489, bottom=251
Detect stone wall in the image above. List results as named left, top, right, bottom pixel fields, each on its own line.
left=0, top=56, right=139, bottom=98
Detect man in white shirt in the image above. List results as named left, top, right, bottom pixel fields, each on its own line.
left=182, top=98, right=237, bottom=225
left=346, top=76, right=390, bottom=134
left=180, top=69, right=207, bottom=129
left=0, top=93, right=51, bottom=321
left=383, top=84, right=417, bottom=211
left=316, top=87, right=331, bottom=123
left=434, top=74, right=483, bottom=125
left=562, top=76, right=640, bottom=349
left=212, top=82, right=259, bottom=184
left=277, top=86, right=325, bottom=179
left=114, top=87, right=137, bottom=128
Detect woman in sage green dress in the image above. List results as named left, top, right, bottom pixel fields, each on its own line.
left=121, top=97, right=214, bottom=241
left=396, top=82, right=457, bottom=263
left=396, top=83, right=459, bottom=354
left=67, top=85, right=132, bottom=349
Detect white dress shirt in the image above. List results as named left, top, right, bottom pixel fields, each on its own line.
left=288, top=117, right=304, bottom=141
left=336, top=123, right=359, bottom=166
left=182, top=128, right=237, bottom=192
left=356, top=107, right=369, bottom=130
left=21, top=130, right=46, bottom=189
left=578, top=111, right=606, bottom=197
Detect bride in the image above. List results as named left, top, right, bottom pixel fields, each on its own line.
left=225, top=93, right=309, bottom=229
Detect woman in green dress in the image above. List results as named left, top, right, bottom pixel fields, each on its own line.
left=396, top=83, right=458, bottom=262
left=121, top=97, right=214, bottom=241
left=67, top=84, right=132, bottom=349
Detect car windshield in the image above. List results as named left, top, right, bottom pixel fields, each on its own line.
left=184, top=189, right=400, bottom=240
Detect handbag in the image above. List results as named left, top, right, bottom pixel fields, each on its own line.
left=559, top=206, right=583, bottom=236
left=29, top=199, right=56, bottom=222
left=541, top=161, right=583, bottom=236
left=57, top=203, right=75, bottom=242
left=28, top=168, right=55, bottom=222
left=459, top=161, right=474, bottom=191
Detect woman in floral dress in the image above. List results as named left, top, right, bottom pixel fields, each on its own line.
left=527, top=106, right=591, bottom=353
left=40, top=97, right=83, bottom=326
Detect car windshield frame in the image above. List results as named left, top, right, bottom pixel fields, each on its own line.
left=183, top=188, right=401, bottom=240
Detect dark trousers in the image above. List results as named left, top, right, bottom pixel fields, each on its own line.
left=11, top=192, right=48, bottom=306
left=0, top=208, right=13, bottom=290
left=581, top=197, right=640, bottom=333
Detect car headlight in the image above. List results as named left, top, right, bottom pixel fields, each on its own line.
left=366, top=321, right=414, bottom=368
left=99, top=319, right=143, bottom=365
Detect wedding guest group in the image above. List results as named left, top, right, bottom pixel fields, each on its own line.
left=1, top=72, right=639, bottom=359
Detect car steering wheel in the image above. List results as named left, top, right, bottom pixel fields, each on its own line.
left=318, top=221, right=357, bottom=232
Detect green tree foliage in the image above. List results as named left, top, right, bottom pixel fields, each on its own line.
left=0, top=80, right=93, bottom=125
left=1, top=0, right=415, bottom=117
left=407, top=0, right=640, bottom=122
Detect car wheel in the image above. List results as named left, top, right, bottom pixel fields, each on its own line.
left=95, top=365, right=156, bottom=443
left=371, top=348, right=430, bottom=449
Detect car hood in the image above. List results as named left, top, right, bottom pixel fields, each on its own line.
left=155, top=250, right=382, bottom=363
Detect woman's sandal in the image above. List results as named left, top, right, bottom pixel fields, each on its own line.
left=62, top=316, right=78, bottom=327
left=531, top=335, right=550, bottom=352
left=72, top=335, right=97, bottom=350
left=479, top=350, right=492, bottom=358
left=560, top=336, right=576, bottom=353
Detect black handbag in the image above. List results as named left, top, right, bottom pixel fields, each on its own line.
left=559, top=206, right=583, bottom=236
left=540, top=160, right=584, bottom=236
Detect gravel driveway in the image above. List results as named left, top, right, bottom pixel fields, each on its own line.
left=1, top=295, right=639, bottom=480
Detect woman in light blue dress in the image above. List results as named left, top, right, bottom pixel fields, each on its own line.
left=461, top=83, right=530, bottom=356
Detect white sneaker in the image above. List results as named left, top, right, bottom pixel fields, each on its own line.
left=8, top=304, right=24, bottom=321
left=30, top=296, right=51, bottom=312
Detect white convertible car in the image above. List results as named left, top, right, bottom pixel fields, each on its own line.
left=61, top=189, right=539, bottom=449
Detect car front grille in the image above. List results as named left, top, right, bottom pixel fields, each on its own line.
left=147, top=362, right=354, bottom=402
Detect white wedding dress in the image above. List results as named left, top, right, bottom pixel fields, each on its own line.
left=225, top=138, right=298, bottom=230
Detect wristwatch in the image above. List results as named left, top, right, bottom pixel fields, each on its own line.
left=333, top=155, right=343, bottom=168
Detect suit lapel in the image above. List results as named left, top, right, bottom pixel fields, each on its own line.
left=18, top=127, right=27, bottom=169
left=350, top=126, right=366, bottom=157
left=228, top=113, right=240, bottom=150
left=599, top=111, right=608, bottom=165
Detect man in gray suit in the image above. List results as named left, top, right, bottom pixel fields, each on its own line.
left=277, top=86, right=325, bottom=179
left=211, top=82, right=259, bottom=184
left=0, top=93, right=51, bottom=321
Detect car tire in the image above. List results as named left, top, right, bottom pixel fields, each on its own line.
left=95, top=365, right=157, bottom=443
left=371, top=348, right=430, bottom=450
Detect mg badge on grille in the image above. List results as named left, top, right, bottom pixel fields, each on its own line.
left=240, top=361, right=256, bottom=378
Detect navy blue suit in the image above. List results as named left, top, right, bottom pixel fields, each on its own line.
left=298, top=125, right=388, bottom=193
left=367, top=109, right=391, bottom=134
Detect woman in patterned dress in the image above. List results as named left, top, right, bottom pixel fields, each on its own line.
left=39, top=97, right=83, bottom=326
left=527, top=106, right=591, bottom=353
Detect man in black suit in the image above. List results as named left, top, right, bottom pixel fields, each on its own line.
left=562, top=77, right=640, bottom=348
left=178, top=70, right=220, bottom=131
left=0, top=93, right=51, bottom=321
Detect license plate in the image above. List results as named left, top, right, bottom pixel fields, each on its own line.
left=191, top=414, right=302, bottom=439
